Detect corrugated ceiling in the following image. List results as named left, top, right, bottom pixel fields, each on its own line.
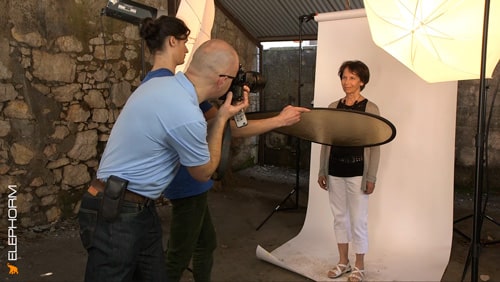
left=215, top=0, right=365, bottom=42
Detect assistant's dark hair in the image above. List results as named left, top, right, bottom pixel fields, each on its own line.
left=139, top=16, right=191, bottom=53
left=338, top=60, right=370, bottom=91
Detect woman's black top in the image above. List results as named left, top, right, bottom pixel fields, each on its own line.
left=328, top=99, right=368, bottom=177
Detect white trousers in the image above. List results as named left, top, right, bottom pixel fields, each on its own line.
left=328, top=175, right=369, bottom=254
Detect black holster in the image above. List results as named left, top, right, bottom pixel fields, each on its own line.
left=100, top=175, right=128, bottom=222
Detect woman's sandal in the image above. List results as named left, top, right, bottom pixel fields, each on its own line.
left=327, top=262, right=351, bottom=279
left=347, top=266, right=365, bottom=282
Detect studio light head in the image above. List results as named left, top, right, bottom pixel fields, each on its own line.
left=102, top=0, right=168, bottom=25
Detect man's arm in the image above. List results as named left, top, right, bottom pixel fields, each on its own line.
left=230, top=105, right=310, bottom=138
left=187, top=91, right=249, bottom=182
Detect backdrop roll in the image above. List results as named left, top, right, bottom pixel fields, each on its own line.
left=256, top=9, right=457, bottom=281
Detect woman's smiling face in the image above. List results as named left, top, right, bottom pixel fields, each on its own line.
left=341, top=67, right=364, bottom=95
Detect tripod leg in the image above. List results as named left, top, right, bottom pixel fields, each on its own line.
left=461, top=242, right=472, bottom=282
left=482, top=215, right=500, bottom=246
left=256, top=188, right=296, bottom=231
left=453, top=227, right=471, bottom=242
left=454, top=214, right=473, bottom=224
left=485, top=214, right=500, bottom=227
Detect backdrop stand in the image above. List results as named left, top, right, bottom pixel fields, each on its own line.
left=256, top=13, right=314, bottom=231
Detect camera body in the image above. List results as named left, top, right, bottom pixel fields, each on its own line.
left=227, top=65, right=266, bottom=127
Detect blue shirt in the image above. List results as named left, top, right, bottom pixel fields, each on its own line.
left=142, top=69, right=214, bottom=199
left=97, top=73, right=209, bottom=199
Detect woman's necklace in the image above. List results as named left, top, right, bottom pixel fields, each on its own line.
left=344, top=95, right=361, bottom=106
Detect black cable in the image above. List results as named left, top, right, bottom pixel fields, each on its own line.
left=98, top=9, right=113, bottom=113
left=99, top=11, right=109, bottom=71
left=140, top=38, right=146, bottom=81
left=481, top=80, right=499, bottom=221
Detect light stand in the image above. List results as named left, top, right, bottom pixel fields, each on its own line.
left=454, top=81, right=500, bottom=281
left=256, top=13, right=315, bottom=231
left=462, top=1, right=493, bottom=281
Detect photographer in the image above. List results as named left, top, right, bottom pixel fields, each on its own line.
left=78, top=38, right=248, bottom=282
left=140, top=16, right=310, bottom=282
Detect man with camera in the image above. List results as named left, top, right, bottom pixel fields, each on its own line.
left=137, top=16, right=310, bottom=282
left=162, top=72, right=310, bottom=282
left=77, top=38, right=248, bottom=282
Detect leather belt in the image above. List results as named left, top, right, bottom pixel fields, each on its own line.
left=87, top=179, right=152, bottom=204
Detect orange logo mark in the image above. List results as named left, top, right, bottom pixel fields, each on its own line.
left=6, top=263, right=19, bottom=275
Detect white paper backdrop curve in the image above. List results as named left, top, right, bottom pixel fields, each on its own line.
left=256, top=9, right=457, bottom=282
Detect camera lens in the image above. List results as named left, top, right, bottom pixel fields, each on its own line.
left=244, top=71, right=266, bottom=92
left=219, top=67, right=267, bottom=102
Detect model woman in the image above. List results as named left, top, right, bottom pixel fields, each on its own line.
left=317, top=60, right=381, bottom=282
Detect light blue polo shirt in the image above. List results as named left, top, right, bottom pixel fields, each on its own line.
left=97, top=73, right=209, bottom=199
left=142, top=68, right=215, bottom=200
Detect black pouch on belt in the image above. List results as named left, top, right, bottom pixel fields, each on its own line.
left=100, top=175, right=128, bottom=222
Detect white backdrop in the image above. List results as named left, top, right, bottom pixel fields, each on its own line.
left=256, top=9, right=458, bottom=281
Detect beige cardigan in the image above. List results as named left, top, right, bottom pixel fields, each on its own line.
left=318, top=100, right=381, bottom=191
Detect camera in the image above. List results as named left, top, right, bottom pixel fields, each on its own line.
left=226, top=65, right=267, bottom=127
left=229, top=65, right=267, bottom=102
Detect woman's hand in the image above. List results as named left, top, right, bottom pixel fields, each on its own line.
left=317, top=175, right=327, bottom=190
left=365, top=181, right=375, bottom=194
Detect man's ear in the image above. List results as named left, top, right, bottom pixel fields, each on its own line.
left=216, top=76, right=225, bottom=88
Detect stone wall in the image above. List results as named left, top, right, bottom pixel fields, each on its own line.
left=455, top=70, right=500, bottom=191
left=0, top=0, right=157, bottom=228
left=0, top=1, right=259, bottom=228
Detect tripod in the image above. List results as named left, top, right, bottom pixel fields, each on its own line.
left=455, top=162, right=500, bottom=281
left=256, top=13, right=315, bottom=231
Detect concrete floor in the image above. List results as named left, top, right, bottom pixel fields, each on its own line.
left=1, top=165, right=499, bottom=281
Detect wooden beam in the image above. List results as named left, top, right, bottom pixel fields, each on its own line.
left=167, top=0, right=180, bottom=16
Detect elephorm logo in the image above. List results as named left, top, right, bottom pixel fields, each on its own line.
left=6, top=263, right=19, bottom=275
left=6, top=185, right=19, bottom=275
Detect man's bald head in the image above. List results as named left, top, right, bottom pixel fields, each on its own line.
left=188, top=39, right=239, bottom=78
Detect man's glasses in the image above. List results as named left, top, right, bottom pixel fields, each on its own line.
left=219, top=74, right=236, bottom=80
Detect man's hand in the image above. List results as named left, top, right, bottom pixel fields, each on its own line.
left=217, top=86, right=250, bottom=121
left=276, top=105, right=310, bottom=127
